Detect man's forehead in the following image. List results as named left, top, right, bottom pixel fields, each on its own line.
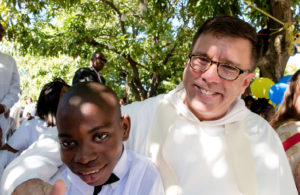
left=95, top=53, right=104, bottom=58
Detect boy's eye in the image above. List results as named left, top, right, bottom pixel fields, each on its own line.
left=93, top=133, right=109, bottom=142
left=60, top=140, right=76, bottom=149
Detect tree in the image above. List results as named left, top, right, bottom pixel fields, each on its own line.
left=245, top=0, right=299, bottom=82
left=0, top=0, right=299, bottom=101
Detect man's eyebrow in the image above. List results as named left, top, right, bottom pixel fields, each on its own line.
left=58, top=125, right=107, bottom=138
left=192, top=52, right=241, bottom=66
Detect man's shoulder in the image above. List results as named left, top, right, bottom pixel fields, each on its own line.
left=123, top=94, right=165, bottom=111
left=126, top=149, right=160, bottom=176
left=0, top=52, right=16, bottom=65
left=246, top=111, right=275, bottom=135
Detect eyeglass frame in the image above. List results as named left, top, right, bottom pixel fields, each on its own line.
left=94, top=56, right=107, bottom=63
left=188, top=54, right=249, bottom=81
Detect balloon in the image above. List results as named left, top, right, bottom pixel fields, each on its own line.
left=268, top=83, right=288, bottom=105
left=250, top=78, right=275, bottom=99
left=278, top=75, right=292, bottom=84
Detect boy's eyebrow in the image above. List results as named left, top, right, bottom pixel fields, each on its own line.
left=58, top=125, right=106, bottom=138
left=88, top=125, right=106, bottom=134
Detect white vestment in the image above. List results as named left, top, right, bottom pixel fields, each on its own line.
left=0, top=83, right=297, bottom=195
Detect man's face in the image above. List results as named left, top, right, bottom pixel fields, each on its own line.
left=92, top=53, right=106, bottom=72
left=183, top=33, right=255, bottom=120
left=57, top=102, right=129, bottom=186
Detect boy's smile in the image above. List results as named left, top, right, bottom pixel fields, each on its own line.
left=56, top=84, right=130, bottom=186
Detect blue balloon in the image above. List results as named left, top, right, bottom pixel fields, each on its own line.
left=278, top=75, right=292, bottom=84
left=269, top=83, right=288, bottom=105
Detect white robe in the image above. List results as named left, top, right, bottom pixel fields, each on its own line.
left=123, top=83, right=297, bottom=194
left=0, top=52, right=20, bottom=146
left=1, top=83, right=297, bottom=195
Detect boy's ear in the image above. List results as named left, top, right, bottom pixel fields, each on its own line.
left=121, top=114, right=131, bottom=141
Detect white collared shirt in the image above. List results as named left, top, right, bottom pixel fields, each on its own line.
left=7, top=117, right=48, bottom=151
left=50, top=147, right=164, bottom=195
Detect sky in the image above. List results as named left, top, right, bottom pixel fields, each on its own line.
left=287, top=53, right=300, bottom=68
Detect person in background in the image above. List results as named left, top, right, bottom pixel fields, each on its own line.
left=119, top=97, right=127, bottom=106
left=72, top=51, right=107, bottom=85
left=250, top=98, right=275, bottom=122
left=0, top=79, right=70, bottom=179
left=271, top=69, right=300, bottom=193
left=0, top=22, right=20, bottom=147
left=243, top=95, right=255, bottom=109
left=1, top=16, right=297, bottom=195
left=21, top=97, right=36, bottom=121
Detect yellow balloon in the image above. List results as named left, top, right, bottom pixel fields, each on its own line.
left=250, top=77, right=274, bottom=99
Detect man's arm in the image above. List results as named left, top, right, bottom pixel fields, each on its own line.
left=0, top=128, right=62, bottom=195
left=1, top=57, right=20, bottom=109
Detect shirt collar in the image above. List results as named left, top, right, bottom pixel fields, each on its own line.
left=165, top=82, right=250, bottom=125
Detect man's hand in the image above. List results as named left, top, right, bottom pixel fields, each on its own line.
left=4, top=109, right=10, bottom=118
left=0, top=104, right=6, bottom=114
left=0, top=126, right=2, bottom=146
left=12, top=179, right=66, bottom=195
left=50, top=180, right=66, bottom=195
left=12, top=179, right=52, bottom=195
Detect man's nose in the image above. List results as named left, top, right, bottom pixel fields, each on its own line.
left=200, top=63, right=220, bottom=83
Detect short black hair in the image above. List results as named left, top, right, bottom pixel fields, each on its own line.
left=36, top=79, right=70, bottom=126
left=72, top=67, right=99, bottom=85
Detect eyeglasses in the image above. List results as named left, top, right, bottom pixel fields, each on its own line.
left=188, top=54, right=249, bottom=81
left=95, top=56, right=107, bottom=63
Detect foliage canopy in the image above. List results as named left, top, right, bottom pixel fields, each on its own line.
left=0, top=0, right=299, bottom=102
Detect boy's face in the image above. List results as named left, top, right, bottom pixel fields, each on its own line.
left=57, top=102, right=130, bottom=186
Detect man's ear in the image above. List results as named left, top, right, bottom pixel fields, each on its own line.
left=184, top=59, right=189, bottom=68
left=121, top=114, right=131, bottom=141
left=240, top=72, right=255, bottom=94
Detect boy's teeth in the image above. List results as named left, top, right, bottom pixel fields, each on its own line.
left=200, top=89, right=214, bottom=95
left=81, top=169, right=99, bottom=175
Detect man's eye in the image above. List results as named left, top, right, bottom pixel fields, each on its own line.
left=198, top=57, right=210, bottom=63
left=221, top=64, right=238, bottom=71
left=94, top=133, right=109, bottom=142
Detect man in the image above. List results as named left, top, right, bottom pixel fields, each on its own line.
left=0, top=22, right=20, bottom=146
left=72, top=51, right=107, bottom=85
left=1, top=16, right=297, bottom=195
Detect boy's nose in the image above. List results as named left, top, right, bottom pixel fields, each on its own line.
left=74, top=145, right=97, bottom=164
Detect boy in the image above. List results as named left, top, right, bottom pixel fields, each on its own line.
left=50, top=82, right=164, bottom=195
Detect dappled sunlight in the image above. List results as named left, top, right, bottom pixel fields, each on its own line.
left=155, top=120, right=231, bottom=192
left=150, top=143, right=160, bottom=163
left=254, top=143, right=279, bottom=170
left=166, top=185, right=183, bottom=195
left=69, top=95, right=82, bottom=106
left=211, top=158, right=228, bottom=178
left=3, top=166, right=25, bottom=190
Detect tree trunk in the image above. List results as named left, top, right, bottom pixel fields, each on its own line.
left=257, top=0, right=293, bottom=83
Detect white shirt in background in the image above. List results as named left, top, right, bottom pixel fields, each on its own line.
left=0, top=52, right=20, bottom=146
